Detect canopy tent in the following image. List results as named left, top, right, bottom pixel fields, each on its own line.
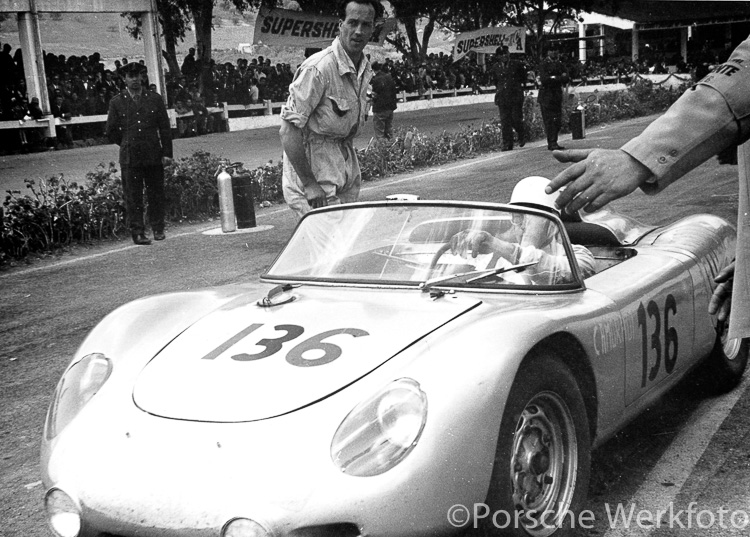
left=0, top=0, right=165, bottom=116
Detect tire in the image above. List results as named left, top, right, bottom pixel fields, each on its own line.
left=480, top=353, right=591, bottom=537
left=704, top=320, right=749, bottom=394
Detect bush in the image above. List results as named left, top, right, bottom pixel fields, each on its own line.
left=164, top=150, right=227, bottom=220
left=2, top=167, right=125, bottom=261
left=0, top=80, right=686, bottom=268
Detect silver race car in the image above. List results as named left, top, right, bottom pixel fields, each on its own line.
left=42, top=197, right=747, bottom=537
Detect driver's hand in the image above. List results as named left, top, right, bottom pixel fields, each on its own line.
left=450, top=230, right=494, bottom=258
left=708, top=262, right=735, bottom=322
left=304, top=182, right=327, bottom=209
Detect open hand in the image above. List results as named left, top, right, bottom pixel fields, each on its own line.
left=546, top=148, right=652, bottom=214
left=708, top=262, right=735, bottom=322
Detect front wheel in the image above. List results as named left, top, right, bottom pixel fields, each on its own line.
left=480, top=353, right=591, bottom=537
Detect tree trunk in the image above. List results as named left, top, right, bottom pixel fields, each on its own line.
left=161, top=24, right=181, bottom=75
left=420, top=18, right=435, bottom=59
left=403, top=19, right=423, bottom=62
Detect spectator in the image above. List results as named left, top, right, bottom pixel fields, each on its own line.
left=50, top=92, right=73, bottom=148
left=189, top=86, right=211, bottom=134
left=102, top=70, right=119, bottom=98
left=182, top=47, right=197, bottom=78
left=174, top=97, right=195, bottom=137
left=27, top=96, right=43, bottom=119
left=248, top=77, right=259, bottom=105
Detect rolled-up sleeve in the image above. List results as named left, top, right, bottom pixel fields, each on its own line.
left=281, top=66, right=325, bottom=129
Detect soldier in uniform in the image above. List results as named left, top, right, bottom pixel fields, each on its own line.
left=492, top=45, right=527, bottom=151
left=537, top=47, right=569, bottom=151
left=370, top=62, right=398, bottom=140
left=548, top=34, right=750, bottom=342
left=106, top=62, right=173, bottom=245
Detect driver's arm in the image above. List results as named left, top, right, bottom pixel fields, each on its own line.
left=450, top=230, right=519, bottom=260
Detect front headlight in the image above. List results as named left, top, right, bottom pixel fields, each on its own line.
left=331, top=378, right=427, bottom=476
left=45, top=353, right=112, bottom=439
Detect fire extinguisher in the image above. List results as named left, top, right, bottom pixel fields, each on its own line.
left=216, top=163, right=241, bottom=233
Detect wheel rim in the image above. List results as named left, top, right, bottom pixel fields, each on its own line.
left=509, top=391, right=578, bottom=537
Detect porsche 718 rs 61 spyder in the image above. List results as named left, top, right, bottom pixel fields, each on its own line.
left=42, top=199, right=748, bottom=537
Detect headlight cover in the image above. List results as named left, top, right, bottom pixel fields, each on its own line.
left=45, top=353, right=112, bottom=439
left=331, top=378, right=427, bottom=476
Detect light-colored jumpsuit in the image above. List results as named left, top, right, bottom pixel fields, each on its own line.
left=281, top=37, right=372, bottom=219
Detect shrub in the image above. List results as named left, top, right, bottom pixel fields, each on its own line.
left=164, top=150, right=227, bottom=220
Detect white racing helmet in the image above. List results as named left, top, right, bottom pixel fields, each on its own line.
left=509, top=176, right=560, bottom=213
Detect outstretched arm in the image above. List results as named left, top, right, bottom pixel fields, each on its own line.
left=546, top=35, right=750, bottom=215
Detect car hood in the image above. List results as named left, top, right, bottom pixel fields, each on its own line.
left=133, top=288, right=481, bottom=422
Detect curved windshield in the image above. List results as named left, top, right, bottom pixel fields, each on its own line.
left=264, top=203, right=582, bottom=290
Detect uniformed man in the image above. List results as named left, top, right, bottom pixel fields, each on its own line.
left=106, top=62, right=173, bottom=245
left=492, top=45, right=527, bottom=151
left=548, top=34, right=750, bottom=341
left=537, top=47, right=569, bottom=151
left=370, top=61, right=398, bottom=140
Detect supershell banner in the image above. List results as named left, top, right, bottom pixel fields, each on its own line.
left=253, top=7, right=397, bottom=48
left=452, top=26, right=526, bottom=62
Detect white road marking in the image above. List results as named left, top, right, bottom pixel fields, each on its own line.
left=602, top=373, right=750, bottom=536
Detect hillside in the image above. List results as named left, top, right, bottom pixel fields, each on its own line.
left=0, top=7, right=453, bottom=70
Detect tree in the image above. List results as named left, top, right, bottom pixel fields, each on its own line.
left=508, top=0, right=591, bottom=62
left=122, top=0, right=191, bottom=75
left=124, top=0, right=253, bottom=80
left=371, top=0, right=514, bottom=64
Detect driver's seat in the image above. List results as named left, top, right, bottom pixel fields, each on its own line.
left=561, top=210, right=621, bottom=247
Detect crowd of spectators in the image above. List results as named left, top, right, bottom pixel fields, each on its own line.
left=0, top=36, right=731, bottom=154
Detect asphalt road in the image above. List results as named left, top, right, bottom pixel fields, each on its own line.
left=2, top=107, right=748, bottom=537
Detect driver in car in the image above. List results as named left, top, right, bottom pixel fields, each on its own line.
left=450, top=176, right=596, bottom=283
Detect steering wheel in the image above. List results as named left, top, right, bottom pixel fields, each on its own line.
left=428, top=242, right=453, bottom=277
left=428, top=241, right=538, bottom=285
